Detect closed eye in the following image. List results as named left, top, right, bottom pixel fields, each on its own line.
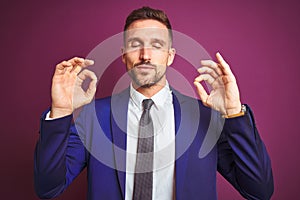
left=152, top=42, right=163, bottom=49
left=131, top=41, right=141, bottom=48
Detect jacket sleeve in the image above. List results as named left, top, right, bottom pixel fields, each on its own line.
left=217, top=105, right=274, bottom=200
left=34, top=110, right=87, bottom=199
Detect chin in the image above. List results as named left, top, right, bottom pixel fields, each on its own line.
left=140, top=82, right=155, bottom=88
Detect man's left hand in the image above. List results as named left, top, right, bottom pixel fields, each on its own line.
left=194, top=52, right=241, bottom=116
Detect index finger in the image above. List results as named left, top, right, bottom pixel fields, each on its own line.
left=69, top=57, right=95, bottom=73
left=200, top=60, right=223, bottom=76
left=69, top=57, right=95, bottom=67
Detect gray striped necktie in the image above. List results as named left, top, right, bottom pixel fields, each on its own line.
left=133, top=99, right=154, bottom=200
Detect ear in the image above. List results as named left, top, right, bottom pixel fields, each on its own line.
left=167, top=48, right=176, bottom=66
left=121, top=47, right=126, bottom=64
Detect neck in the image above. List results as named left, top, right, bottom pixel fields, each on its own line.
left=132, top=78, right=167, bottom=98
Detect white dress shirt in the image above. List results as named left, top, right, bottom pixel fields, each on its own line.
left=125, top=82, right=175, bottom=200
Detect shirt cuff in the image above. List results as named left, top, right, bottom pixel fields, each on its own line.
left=45, top=111, right=54, bottom=120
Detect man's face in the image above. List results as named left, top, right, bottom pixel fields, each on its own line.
left=122, top=19, right=175, bottom=88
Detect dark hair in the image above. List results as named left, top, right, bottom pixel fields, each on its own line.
left=124, top=6, right=173, bottom=42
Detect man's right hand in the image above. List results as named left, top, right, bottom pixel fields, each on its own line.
left=50, top=57, right=97, bottom=119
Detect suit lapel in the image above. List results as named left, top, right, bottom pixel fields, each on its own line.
left=111, top=88, right=130, bottom=199
left=172, top=90, right=200, bottom=199
left=172, top=90, right=188, bottom=199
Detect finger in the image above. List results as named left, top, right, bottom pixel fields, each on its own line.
left=72, top=65, right=83, bottom=74
left=69, top=57, right=85, bottom=65
left=77, top=69, right=96, bottom=80
left=68, top=57, right=95, bottom=73
left=78, top=69, right=98, bottom=95
left=72, top=59, right=95, bottom=74
left=77, top=69, right=97, bottom=83
left=60, top=57, right=83, bottom=74
left=194, top=74, right=215, bottom=85
left=197, top=66, right=219, bottom=79
left=193, top=81, right=208, bottom=105
left=216, top=52, right=233, bottom=76
left=74, top=59, right=94, bottom=73
left=84, top=59, right=94, bottom=66
left=55, top=61, right=72, bottom=74
left=70, top=57, right=94, bottom=67
left=86, top=71, right=97, bottom=96
left=57, top=61, right=72, bottom=69
left=200, top=60, right=223, bottom=76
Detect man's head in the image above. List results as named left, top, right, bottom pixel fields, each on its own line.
left=124, top=6, right=173, bottom=43
left=122, top=7, right=176, bottom=90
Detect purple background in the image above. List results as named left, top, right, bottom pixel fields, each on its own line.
left=1, top=0, right=299, bottom=199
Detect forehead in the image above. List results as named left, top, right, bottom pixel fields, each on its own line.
left=125, top=19, right=169, bottom=41
left=127, top=19, right=168, bottom=30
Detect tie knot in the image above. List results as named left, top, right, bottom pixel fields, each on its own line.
left=142, top=99, right=154, bottom=110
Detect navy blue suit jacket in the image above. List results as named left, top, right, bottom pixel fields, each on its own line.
left=34, top=89, right=273, bottom=200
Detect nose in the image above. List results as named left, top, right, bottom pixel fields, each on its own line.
left=139, top=47, right=152, bottom=61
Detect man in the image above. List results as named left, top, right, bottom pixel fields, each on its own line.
left=34, top=7, right=274, bottom=200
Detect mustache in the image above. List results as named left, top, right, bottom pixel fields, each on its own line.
left=133, top=61, right=157, bottom=68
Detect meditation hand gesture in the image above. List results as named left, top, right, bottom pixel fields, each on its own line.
left=50, top=57, right=97, bottom=118
left=194, top=52, right=242, bottom=116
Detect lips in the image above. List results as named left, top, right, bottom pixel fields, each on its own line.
left=136, top=64, right=155, bottom=69
left=134, top=64, right=156, bottom=73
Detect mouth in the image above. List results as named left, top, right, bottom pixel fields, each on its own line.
left=134, top=64, right=156, bottom=73
left=136, top=64, right=155, bottom=69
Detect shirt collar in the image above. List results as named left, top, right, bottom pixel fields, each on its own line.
left=129, top=81, right=172, bottom=110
